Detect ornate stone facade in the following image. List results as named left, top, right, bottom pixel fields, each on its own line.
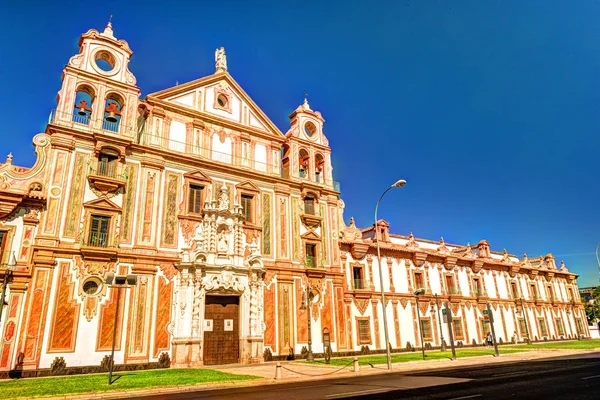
left=0, top=22, right=588, bottom=374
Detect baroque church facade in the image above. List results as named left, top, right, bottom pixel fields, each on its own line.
left=0, top=23, right=589, bottom=374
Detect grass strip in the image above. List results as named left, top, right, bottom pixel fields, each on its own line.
left=306, top=348, right=526, bottom=366
left=0, top=368, right=260, bottom=399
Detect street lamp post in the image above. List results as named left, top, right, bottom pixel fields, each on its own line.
left=106, top=272, right=137, bottom=385
left=300, top=285, right=315, bottom=362
left=375, top=179, right=407, bottom=370
left=414, top=288, right=426, bottom=360
left=434, top=294, right=446, bottom=351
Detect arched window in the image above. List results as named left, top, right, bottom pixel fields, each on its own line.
left=73, top=85, right=94, bottom=125
left=315, top=153, right=325, bottom=183
left=103, top=93, right=124, bottom=133
left=299, top=149, right=309, bottom=179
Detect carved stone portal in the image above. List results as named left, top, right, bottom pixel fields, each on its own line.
left=172, top=184, right=265, bottom=366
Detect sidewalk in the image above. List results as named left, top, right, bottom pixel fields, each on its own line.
left=33, top=348, right=598, bottom=400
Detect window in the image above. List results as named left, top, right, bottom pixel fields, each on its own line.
left=357, top=318, right=371, bottom=344
left=82, top=278, right=102, bottom=296
left=188, top=184, right=204, bottom=214
left=473, top=277, right=484, bottom=296
left=568, top=288, right=573, bottom=302
left=453, top=318, right=464, bottom=339
left=421, top=319, right=432, bottom=341
left=0, top=231, right=7, bottom=262
left=305, top=243, right=317, bottom=267
left=97, top=152, right=119, bottom=178
left=530, top=284, right=538, bottom=300
left=556, top=319, right=565, bottom=336
left=88, top=215, right=110, bottom=247
left=241, top=194, right=253, bottom=222
left=446, top=275, right=457, bottom=294
left=518, top=319, right=528, bottom=338
left=576, top=319, right=584, bottom=335
left=539, top=319, right=548, bottom=336
left=352, top=266, right=365, bottom=289
left=304, top=196, right=315, bottom=215
left=217, top=94, right=228, bottom=108
left=511, top=282, right=519, bottom=299
left=414, top=272, right=424, bottom=289
left=304, top=122, right=317, bottom=137
left=547, top=286, right=555, bottom=301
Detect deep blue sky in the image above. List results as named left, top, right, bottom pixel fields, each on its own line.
left=2, top=1, right=599, bottom=286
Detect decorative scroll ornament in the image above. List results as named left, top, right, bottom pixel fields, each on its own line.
left=463, top=243, right=476, bottom=259
left=437, top=237, right=449, bottom=255
left=406, top=232, right=419, bottom=249
left=203, top=271, right=245, bottom=293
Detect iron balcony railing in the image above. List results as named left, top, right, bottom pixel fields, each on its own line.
left=87, top=232, right=109, bottom=248
left=352, top=279, right=373, bottom=290
left=447, top=286, right=462, bottom=295
left=49, top=109, right=137, bottom=137
left=415, top=284, right=432, bottom=294
left=88, top=159, right=127, bottom=180
left=474, top=287, right=488, bottom=297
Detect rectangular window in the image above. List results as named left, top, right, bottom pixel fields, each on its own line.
left=304, top=197, right=315, bottom=215
left=414, top=272, right=424, bottom=289
left=88, top=215, right=110, bottom=247
left=518, top=318, right=527, bottom=337
left=241, top=194, right=253, bottom=222
left=453, top=318, right=464, bottom=339
left=188, top=184, right=204, bottom=214
left=473, top=278, right=484, bottom=296
left=481, top=319, right=491, bottom=337
left=568, top=288, right=573, bottom=302
left=352, top=266, right=365, bottom=289
left=305, top=243, right=317, bottom=267
left=446, top=275, right=457, bottom=294
left=530, top=284, right=538, bottom=300
left=421, top=319, right=432, bottom=340
left=511, top=282, right=519, bottom=299
left=518, top=319, right=528, bottom=338
left=357, top=319, right=371, bottom=344
left=539, top=319, right=548, bottom=336
left=556, top=319, right=565, bottom=336
left=576, top=319, right=584, bottom=335
left=0, top=230, right=7, bottom=262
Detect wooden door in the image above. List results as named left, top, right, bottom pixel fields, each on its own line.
left=203, top=295, right=239, bottom=365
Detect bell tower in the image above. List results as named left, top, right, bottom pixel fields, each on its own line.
left=54, top=19, right=140, bottom=137
left=282, top=98, right=334, bottom=189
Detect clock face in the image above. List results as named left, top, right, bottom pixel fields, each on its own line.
left=304, top=121, right=317, bottom=137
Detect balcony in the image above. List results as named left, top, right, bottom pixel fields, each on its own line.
left=447, top=286, right=462, bottom=299
left=414, top=285, right=432, bottom=295
left=300, top=204, right=323, bottom=228
left=305, top=256, right=325, bottom=269
left=352, top=279, right=373, bottom=291
left=474, top=287, right=488, bottom=300
left=49, top=109, right=136, bottom=136
left=80, top=232, right=117, bottom=260
left=533, top=294, right=546, bottom=305
left=87, top=159, right=127, bottom=194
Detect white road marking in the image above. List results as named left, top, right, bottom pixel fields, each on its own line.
left=448, top=395, right=482, bottom=400
left=582, top=374, right=600, bottom=380
left=325, top=388, right=392, bottom=399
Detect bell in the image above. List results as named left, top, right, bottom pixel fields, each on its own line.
left=77, top=107, right=88, bottom=116
left=106, top=111, right=117, bottom=123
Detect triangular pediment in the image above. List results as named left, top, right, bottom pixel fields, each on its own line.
left=301, top=230, right=321, bottom=241
left=83, top=198, right=121, bottom=212
left=147, top=72, right=284, bottom=137
left=183, top=169, right=212, bottom=183
left=236, top=180, right=260, bottom=193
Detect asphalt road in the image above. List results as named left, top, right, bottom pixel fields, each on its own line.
left=138, top=352, right=600, bottom=400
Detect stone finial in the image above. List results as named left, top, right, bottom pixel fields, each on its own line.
left=560, top=260, right=568, bottom=271
left=5, top=152, right=13, bottom=165
left=101, top=15, right=115, bottom=39
left=215, top=47, right=227, bottom=72
left=303, top=97, right=312, bottom=111
left=349, top=216, right=355, bottom=228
